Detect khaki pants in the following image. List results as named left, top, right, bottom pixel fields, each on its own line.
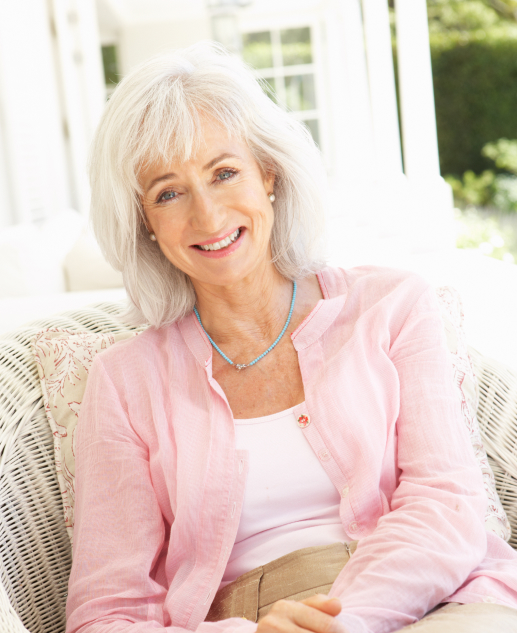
left=205, top=542, right=517, bottom=631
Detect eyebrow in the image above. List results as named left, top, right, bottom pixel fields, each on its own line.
left=145, top=153, right=241, bottom=192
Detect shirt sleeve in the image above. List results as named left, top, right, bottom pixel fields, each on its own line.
left=66, top=357, right=257, bottom=633
left=330, top=284, right=489, bottom=633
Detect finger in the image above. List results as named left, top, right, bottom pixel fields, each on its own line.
left=301, top=595, right=342, bottom=617
left=287, top=600, right=343, bottom=633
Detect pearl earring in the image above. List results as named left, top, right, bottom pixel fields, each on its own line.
left=149, top=232, right=157, bottom=241
left=269, top=193, right=275, bottom=202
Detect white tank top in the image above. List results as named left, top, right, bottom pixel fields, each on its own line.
left=221, top=404, right=347, bottom=588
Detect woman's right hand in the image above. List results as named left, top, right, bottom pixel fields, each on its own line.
left=256, top=594, right=348, bottom=633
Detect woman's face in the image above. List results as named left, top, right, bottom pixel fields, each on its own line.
left=140, top=118, right=275, bottom=289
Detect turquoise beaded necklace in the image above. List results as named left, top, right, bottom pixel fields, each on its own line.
left=193, top=281, right=297, bottom=371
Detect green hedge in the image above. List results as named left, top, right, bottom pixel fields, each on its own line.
left=430, top=27, right=517, bottom=176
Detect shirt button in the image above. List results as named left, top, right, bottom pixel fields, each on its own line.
left=318, top=448, right=331, bottom=462
left=297, top=414, right=310, bottom=428
left=348, top=521, right=359, bottom=533
left=483, top=596, right=497, bottom=603
left=341, top=486, right=349, bottom=498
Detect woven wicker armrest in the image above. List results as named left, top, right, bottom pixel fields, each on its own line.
left=470, top=347, right=517, bottom=550
left=0, top=585, right=30, bottom=633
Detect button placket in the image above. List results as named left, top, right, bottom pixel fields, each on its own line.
left=318, top=448, right=331, bottom=462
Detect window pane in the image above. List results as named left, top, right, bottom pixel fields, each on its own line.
left=280, top=27, right=312, bottom=66
left=285, top=74, right=316, bottom=111
left=101, top=45, right=119, bottom=86
left=304, top=119, right=320, bottom=146
left=261, top=77, right=278, bottom=104
left=242, top=31, right=273, bottom=69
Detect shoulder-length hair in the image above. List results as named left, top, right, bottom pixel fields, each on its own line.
left=89, top=42, right=327, bottom=328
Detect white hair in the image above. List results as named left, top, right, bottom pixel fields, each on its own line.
left=89, top=42, right=327, bottom=328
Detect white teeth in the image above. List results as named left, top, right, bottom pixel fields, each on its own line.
left=198, top=228, right=241, bottom=251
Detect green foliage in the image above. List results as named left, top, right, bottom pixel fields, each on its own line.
left=420, top=1, right=517, bottom=176
left=431, top=29, right=517, bottom=175
left=428, top=0, right=500, bottom=33
left=493, top=175, right=517, bottom=210
left=482, top=138, right=517, bottom=173
left=446, top=170, right=496, bottom=207
left=455, top=207, right=517, bottom=262
left=446, top=137, right=517, bottom=211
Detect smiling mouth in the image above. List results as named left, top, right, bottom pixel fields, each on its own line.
left=194, top=228, right=242, bottom=251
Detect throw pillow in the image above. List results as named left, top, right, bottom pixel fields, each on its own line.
left=33, top=329, right=137, bottom=546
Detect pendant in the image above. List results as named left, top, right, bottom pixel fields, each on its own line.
left=235, top=363, right=248, bottom=371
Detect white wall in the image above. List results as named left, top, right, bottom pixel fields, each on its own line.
left=119, top=19, right=212, bottom=74
left=0, top=110, right=14, bottom=229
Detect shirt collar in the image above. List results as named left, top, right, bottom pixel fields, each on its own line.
left=177, top=311, right=213, bottom=371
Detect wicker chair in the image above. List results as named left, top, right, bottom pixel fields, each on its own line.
left=1, top=302, right=517, bottom=633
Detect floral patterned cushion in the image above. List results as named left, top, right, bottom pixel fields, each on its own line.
left=436, top=286, right=511, bottom=541
left=32, top=329, right=137, bottom=546
left=31, top=287, right=511, bottom=547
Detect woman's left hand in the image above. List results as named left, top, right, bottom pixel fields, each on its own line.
left=299, top=595, right=342, bottom=618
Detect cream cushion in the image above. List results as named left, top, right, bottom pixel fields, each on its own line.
left=63, top=229, right=124, bottom=292
left=31, top=287, right=511, bottom=547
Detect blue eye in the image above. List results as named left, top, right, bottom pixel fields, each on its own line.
left=217, top=170, right=235, bottom=181
left=160, top=190, right=177, bottom=202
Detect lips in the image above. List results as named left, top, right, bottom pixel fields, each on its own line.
left=195, top=228, right=241, bottom=251
left=191, top=227, right=245, bottom=259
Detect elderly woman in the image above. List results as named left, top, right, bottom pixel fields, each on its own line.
left=66, top=44, right=517, bottom=633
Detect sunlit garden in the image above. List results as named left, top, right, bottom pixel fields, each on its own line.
left=425, top=0, right=517, bottom=263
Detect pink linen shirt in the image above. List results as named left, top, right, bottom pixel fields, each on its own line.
left=66, top=266, right=517, bottom=633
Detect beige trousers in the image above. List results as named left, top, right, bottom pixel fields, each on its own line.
left=205, top=542, right=517, bottom=631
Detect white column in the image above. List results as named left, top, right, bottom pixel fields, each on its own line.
left=0, top=0, right=70, bottom=225
left=75, top=0, right=106, bottom=139
left=51, top=0, right=106, bottom=215
left=325, top=0, right=375, bottom=187
left=394, top=0, right=440, bottom=179
left=361, top=0, right=403, bottom=176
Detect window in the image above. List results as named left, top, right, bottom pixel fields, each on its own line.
left=242, top=27, right=320, bottom=147
left=101, top=45, right=120, bottom=96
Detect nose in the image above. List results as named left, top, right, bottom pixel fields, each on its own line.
left=189, top=188, right=227, bottom=235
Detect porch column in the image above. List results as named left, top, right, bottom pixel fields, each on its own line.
left=51, top=0, right=106, bottom=215
left=0, top=0, right=69, bottom=225
left=394, top=0, right=441, bottom=179
left=361, top=0, right=403, bottom=176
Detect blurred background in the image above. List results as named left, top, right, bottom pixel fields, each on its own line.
left=1, top=0, right=517, bottom=367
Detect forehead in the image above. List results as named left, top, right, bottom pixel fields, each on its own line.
left=138, top=118, right=259, bottom=184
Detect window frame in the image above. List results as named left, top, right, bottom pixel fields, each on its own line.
left=240, top=18, right=328, bottom=155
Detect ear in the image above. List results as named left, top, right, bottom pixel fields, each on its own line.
left=263, top=170, right=275, bottom=195
left=139, top=201, right=153, bottom=234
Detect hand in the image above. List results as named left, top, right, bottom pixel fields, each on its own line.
left=256, top=594, right=348, bottom=633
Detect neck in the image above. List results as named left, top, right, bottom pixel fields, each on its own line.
left=192, top=265, right=294, bottom=346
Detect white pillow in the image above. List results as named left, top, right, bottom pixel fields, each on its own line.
left=0, top=210, right=85, bottom=298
